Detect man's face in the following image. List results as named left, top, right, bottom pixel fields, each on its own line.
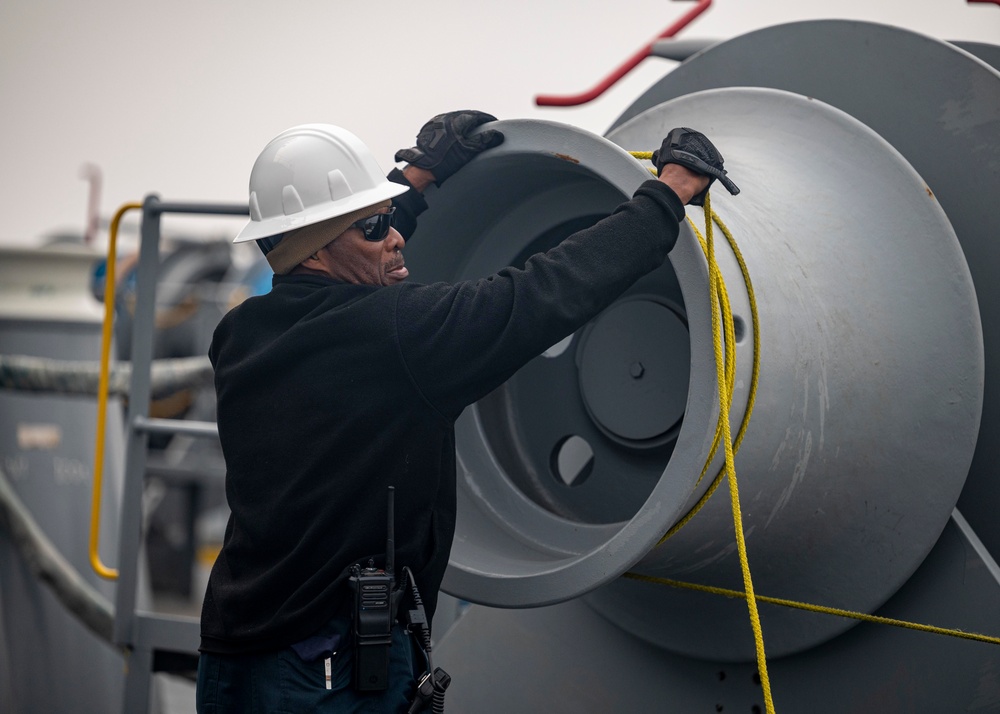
left=312, top=208, right=408, bottom=286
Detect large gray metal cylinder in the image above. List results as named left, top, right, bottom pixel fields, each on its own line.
left=611, top=20, right=1000, bottom=573
left=0, top=246, right=126, bottom=712
left=405, top=87, right=983, bottom=660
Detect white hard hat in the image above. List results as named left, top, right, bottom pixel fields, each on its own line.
left=234, top=123, right=408, bottom=244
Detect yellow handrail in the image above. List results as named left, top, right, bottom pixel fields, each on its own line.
left=89, top=201, right=143, bottom=580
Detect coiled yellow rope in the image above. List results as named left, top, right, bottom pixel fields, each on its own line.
left=630, top=149, right=774, bottom=708
left=660, top=208, right=760, bottom=544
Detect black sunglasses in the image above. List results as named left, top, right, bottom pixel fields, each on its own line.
left=352, top=207, right=396, bottom=242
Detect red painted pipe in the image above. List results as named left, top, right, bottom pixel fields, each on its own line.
left=968, top=0, right=1000, bottom=6
left=535, top=0, right=712, bottom=107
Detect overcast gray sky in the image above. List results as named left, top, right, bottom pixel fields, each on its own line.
left=1, top=0, right=997, bottom=247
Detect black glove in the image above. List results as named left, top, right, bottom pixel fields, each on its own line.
left=395, top=110, right=504, bottom=186
left=651, top=127, right=740, bottom=206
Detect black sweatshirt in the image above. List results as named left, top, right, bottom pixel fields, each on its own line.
left=199, top=179, right=686, bottom=654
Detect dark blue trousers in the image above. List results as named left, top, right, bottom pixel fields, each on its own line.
left=196, top=620, right=417, bottom=713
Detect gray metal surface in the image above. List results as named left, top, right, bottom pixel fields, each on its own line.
left=607, top=20, right=1000, bottom=565
left=435, top=513, right=1000, bottom=712
left=596, top=86, right=983, bottom=660
left=0, top=245, right=107, bottom=323
left=951, top=40, right=1000, bottom=70
left=0, top=248, right=125, bottom=713
left=649, top=38, right=720, bottom=61
left=406, top=99, right=983, bottom=661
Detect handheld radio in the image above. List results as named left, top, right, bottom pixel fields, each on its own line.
left=348, top=486, right=396, bottom=691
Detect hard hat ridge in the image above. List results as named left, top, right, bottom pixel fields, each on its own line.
left=234, top=123, right=408, bottom=245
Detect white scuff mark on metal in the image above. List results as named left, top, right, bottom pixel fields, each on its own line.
left=766, top=429, right=812, bottom=530
left=694, top=539, right=718, bottom=554
left=801, top=368, right=810, bottom=422
left=765, top=368, right=818, bottom=528
left=459, top=452, right=484, bottom=501
left=817, top=359, right=829, bottom=452
left=770, top=428, right=791, bottom=473
left=673, top=525, right=757, bottom=575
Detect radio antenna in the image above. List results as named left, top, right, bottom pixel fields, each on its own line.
left=386, top=486, right=395, bottom=577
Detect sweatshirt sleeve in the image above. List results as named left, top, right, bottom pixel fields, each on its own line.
left=388, top=168, right=429, bottom=240
left=394, top=179, right=686, bottom=420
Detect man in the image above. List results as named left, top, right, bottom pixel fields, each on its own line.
left=196, top=111, right=737, bottom=712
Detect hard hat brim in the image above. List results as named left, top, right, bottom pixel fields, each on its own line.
left=232, top=180, right=409, bottom=244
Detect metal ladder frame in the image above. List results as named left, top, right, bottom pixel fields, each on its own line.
left=114, top=195, right=247, bottom=713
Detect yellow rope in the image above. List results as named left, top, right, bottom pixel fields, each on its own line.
left=622, top=572, right=1000, bottom=647
left=628, top=151, right=774, bottom=707
left=629, top=151, right=659, bottom=176
left=660, top=211, right=761, bottom=543
left=627, top=153, right=761, bottom=543
left=702, top=192, right=775, bottom=712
